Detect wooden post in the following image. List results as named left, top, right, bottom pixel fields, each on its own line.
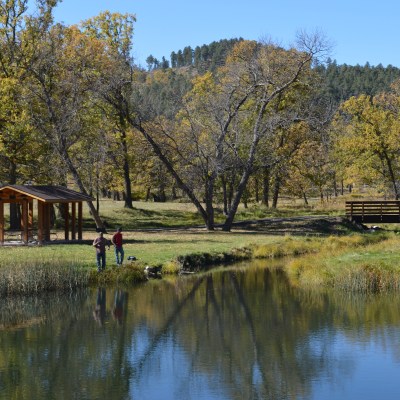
left=21, top=199, right=29, bottom=244
left=78, top=202, right=83, bottom=240
left=71, top=202, right=76, bottom=240
left=44, top=203, right=50, bottom=241
left=0, top=201, right=4, bottom=244
left=64, top=202, right=69, bottom=241
left=38, top=201, right=44, bottom=244
left=29, top=200, right=33, bottom=240
left=362, top=202, right=364, bottom=223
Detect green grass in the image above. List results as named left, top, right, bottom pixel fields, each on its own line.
left=82, top=197, right=349, bottom=230
left=0, top=230, right=280, bottom=269
left=94, top=199, right=205, bottom=229
left=1, top=197, right=400, bottom=295
left=126, top=231, right=280, bottom=265
left=0, top=224, right=282, bottom=295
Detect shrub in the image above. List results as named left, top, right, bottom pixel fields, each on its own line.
left=88, top=262, right=147, bottom=285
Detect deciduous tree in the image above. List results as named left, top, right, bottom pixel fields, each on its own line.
left=81, top=11, right=137, bottom=209
left=128, top=32, right=329, bottom=231
left=334, top=92, right=400, bottom=198
left=25, top=24, right=106, bottom=227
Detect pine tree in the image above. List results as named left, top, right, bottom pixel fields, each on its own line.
left=161, top=56, right=169, bottom=69
left=146, top=55, right=155, bottom=71
left=170, top=51, right=177, bottom=68
left=183, top=46, right=193, bottom=66
left=177, top=50, right=184, bottom=67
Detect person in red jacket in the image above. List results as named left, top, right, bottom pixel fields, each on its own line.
left=111, top=227, right=124, bottom=266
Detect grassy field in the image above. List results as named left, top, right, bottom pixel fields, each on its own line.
left=1, top=197, right=400, bottom=295
left=93, top=197, right=347, bottom=229
left=0, top=229, right=284, bottom=269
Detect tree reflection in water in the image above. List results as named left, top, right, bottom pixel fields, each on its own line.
left=1, top=264, right=400, bottom=399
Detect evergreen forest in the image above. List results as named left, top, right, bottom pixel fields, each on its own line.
left=2, top=1, right=400, bottom=231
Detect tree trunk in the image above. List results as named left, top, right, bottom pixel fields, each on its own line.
left=227, top=181, right=234, bottom=213
left=223, top=99, right=268, bottom=231
left=254, top=176, right=259, bottom=203
left=333, top=175, right=338, bottom=197
left=9, top=161, right=21, bottom=230
left=383, top=151, right=399, bottom=199
left=145, top=187, right=151, bottom=202
left=204, top=180, right=215, bottom=230
left=171, top=185, right=177, bottom=200
left=221, top=176, right=228, bottom=216
left=262, top=166, right=270, bottom=207
left=120, top=128, right=133, bottom=208
left=62, top=148, right=105, bottom=229
left=113, top=191, right=120, bottom=201
left=222, top=163, right=255, bottom=231
left=158, top=187, right=166, bottom=202
left=303, top=191, right=309, bottom=205
left=134, top=122, right=211, bottom=229
left=242, top=189, right=249, bottom=208
left=272, top=176, right=280, bottom=209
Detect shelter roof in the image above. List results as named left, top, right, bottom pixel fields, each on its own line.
left=0, top=185, right=93, bottom=203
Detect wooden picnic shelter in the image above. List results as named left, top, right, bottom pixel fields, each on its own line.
left=0, top=185, right=93, bottom=245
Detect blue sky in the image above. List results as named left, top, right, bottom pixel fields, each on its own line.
left=50, top=0, right=400, bottom=68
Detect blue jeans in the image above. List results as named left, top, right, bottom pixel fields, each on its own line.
left=96, top=252, right=106, bottom=270
left=114, top=246, right=124, bottom=265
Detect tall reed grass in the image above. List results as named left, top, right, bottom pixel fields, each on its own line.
left=0, top=261, right=89, bottom=296
left=282, top=233, right=400, bottom=292
left=0, top=260, right=148, bottom=296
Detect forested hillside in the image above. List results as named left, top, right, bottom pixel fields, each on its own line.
left=149, top=43, right=400, bottom=103
left=2, top=2, right=400, bottom=231
left=315, top=60, right=400, bottom=103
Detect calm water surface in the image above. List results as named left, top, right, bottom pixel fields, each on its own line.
left=1, top=262, right=400, bottom=399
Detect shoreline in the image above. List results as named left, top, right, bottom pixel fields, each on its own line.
left=1, top=225, right=397, bottom=296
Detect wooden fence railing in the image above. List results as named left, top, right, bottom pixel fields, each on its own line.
left=345, top=201, right=400, bottom=223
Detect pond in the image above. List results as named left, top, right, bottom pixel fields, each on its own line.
left=1, top=261, right=400, bottom=399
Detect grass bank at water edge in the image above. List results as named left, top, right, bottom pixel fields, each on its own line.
left=282, top=234, right=400, bottom=292
left=0, top=231, right=396, bottom=296
left=165, top=232, right=400, bottom=294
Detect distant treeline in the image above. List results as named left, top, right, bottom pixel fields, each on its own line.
left=316, top=59, right=400, bottom=103
left=146, top=38, right=244, bottom=72
left=146, top=40, right=400, bottom=102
